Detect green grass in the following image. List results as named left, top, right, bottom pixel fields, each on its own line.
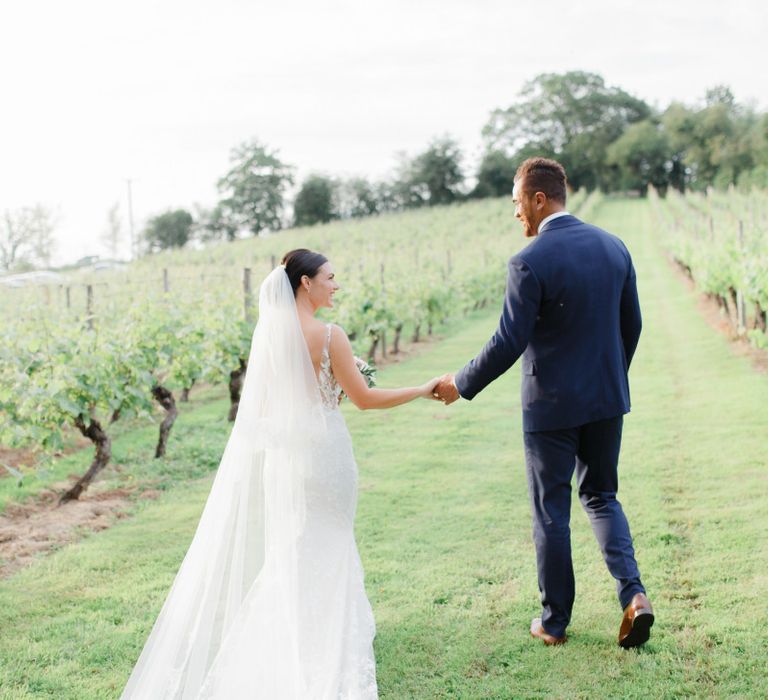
left=1, top=198, right=767, bottom=698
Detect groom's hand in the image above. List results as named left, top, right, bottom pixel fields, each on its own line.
left=433, top=373, right=460, bottom=405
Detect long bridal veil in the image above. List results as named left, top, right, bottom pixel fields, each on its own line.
left=121, top=266, right=327, bottom=699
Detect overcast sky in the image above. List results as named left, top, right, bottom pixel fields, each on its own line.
left=1, top=0, right=765, bottom=265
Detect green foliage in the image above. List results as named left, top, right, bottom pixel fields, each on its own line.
left=195, top=202, right=239, bottom=243
left=476, top=72, right=768, bottom=195
left=201, top=299, right=253, bottom=387
left=143, top=209, right=194, bottom=252
left=0, top=198, right=527, bottom=481
left=483, top=71, right=651, bottom=191
left=127, top=301, right=210, bottom=392
left=0, top=187, right=700, bottom=481
left=293, top=174, right=339, bottom=226
left=408, top=135, right=465, bottom=206
left=214, top=138, right=295, bottom=236
left=606, top=120, right=670, bottom=194
left=471, top=150, right=517, bottom=198
left=649, top=185, right=768, bottom=348
left=737, top=164, right=768, bottom=190
left=662, top=89, right=763, bottom=192
left=337, top=177, right=380, bottom=218
left=0, top=288, right=254, bottom=466
left=0, top=320, right=156, bottom=453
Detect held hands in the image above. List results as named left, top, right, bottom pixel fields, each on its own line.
left=418, top=374, right=460, bottom=404
left=432, top=373, right=460, bottom=405
left=420, top=376, right=442, bottom=399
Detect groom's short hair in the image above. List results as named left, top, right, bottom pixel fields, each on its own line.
left=515, top=158, right=567, bottom=203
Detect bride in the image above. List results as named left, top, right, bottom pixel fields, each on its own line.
left=120, top=249, right=439, bottom=699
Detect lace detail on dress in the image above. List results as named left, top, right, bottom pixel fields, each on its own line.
left=318, top=324, right=343, bottom=412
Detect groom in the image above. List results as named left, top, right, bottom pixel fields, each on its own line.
left=434, top=157, right=653, bottom=648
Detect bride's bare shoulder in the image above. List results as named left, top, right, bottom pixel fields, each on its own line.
left=328, top=322, right=348, bottom=337
left=328, top=324, right=353, bottom=353
left=301, top=317, right=328, bottom=335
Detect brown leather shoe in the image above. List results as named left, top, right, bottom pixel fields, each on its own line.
left=618, top=593, right=654, bottom=648
left=530, top=617, right=567, bottom=646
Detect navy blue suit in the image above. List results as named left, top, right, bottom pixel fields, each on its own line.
left=456, top=214, right=645, bottom=636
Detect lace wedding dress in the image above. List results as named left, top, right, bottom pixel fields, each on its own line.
left=120, top=268, right=378, bottom=699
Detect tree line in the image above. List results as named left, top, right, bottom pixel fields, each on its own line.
left=3, top=70, right=767, bottom=264
left=144, top=135, right=469, bottom=251
left=143, top=72, right=768, bottom=251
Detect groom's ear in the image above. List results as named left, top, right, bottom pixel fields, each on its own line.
left=533, top=191, right=548, bottom=210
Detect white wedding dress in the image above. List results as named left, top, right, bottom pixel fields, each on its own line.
left=121, top=268, right=378, bottom=699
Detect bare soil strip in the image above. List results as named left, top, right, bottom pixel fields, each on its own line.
left=0, top=483, right=160, bottom=578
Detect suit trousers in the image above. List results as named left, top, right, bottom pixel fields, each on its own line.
left=522, top=415, right=645, bottom=637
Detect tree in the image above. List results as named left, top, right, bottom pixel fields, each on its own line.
left=143, top=209, right=194, bottom=252
left=409, top=136, right=465, bottom=205
left=216, top=138, right=294, bottom=236
left=660, top=102, right=695, bottom=191
left=662, top=87, right=757, bottom=191
left=338, top=177, right=380, bottom=218
left=293, top=175, right=339, bottom=226
left=751, top=112, right=768, bottom=167
left=370, top=178, right=404, bottom=213
left=483, top=71, right=651, bottom=190
left=27, top=205, right=57, bottom=267
left=687, top=91, right=736, bottom=187
left=386, top=152, right=429, bottom=210
left=194, top=202, right=239, bottom=243
left=0, top=205, right=57, bottom=272
left=472, top=150, right=517, bottom=198
left=738, top=112, right=768, bottom=188
left=101, top=202, right=122, bottom=259
left=606, top=120, right=671, bottom=195
left=0, top=212, right=29, bottom=272
left=705, top=90, right=757, bottom=189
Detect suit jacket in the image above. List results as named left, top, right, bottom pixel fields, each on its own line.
left=455, top=214, right=642, bottom=432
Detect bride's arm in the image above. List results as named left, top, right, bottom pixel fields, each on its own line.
left=329, top=325, right=439, bottom=410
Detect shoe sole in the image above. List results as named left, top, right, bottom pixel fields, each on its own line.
left=619, top=610, right=654, bottom=649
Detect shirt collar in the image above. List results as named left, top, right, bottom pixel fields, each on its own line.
left=538, top=211, right=570, bottom=234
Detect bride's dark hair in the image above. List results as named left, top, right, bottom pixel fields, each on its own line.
left=281, top=248, right=328, bottom=295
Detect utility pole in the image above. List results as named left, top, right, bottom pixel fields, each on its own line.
left=126, top=178, right=136, bottom=260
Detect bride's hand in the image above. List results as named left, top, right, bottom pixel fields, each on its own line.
left=419, top=376, right=441, bottom=399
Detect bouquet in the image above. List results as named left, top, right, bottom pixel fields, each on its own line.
left=339, top=357, right=376, bottom=403
left=354, top=356, right=376, bottom=387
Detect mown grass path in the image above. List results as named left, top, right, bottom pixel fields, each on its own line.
left=1, top=198, right=766, bottom=699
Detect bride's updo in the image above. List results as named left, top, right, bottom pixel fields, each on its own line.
left=281, top=248, right=328, bottom=295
